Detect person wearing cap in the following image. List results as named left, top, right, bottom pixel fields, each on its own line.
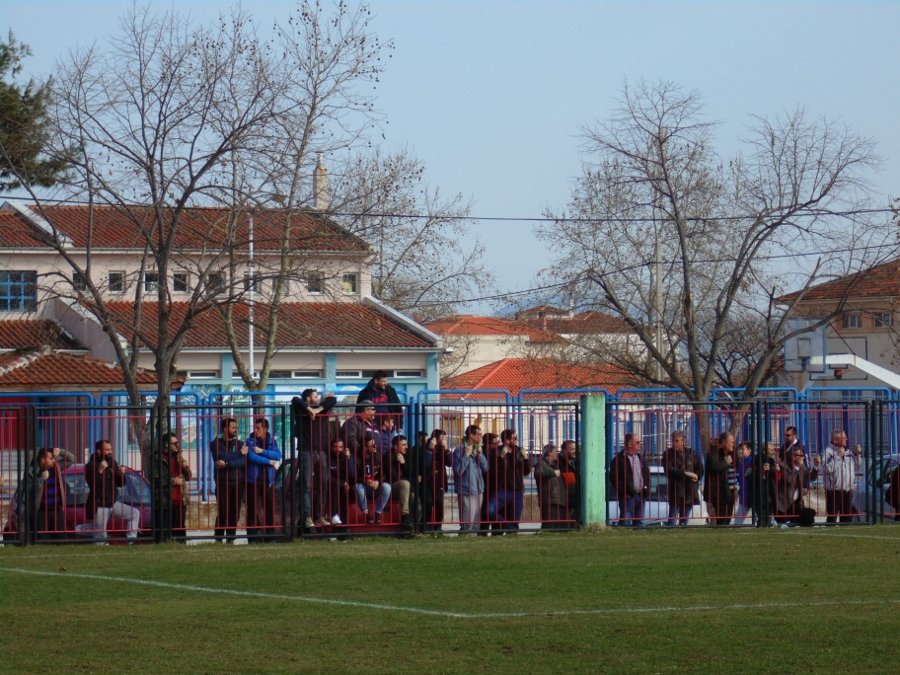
left=291, top=388, right=339, bottom=530
left=341, top=400, right=378, bottom=457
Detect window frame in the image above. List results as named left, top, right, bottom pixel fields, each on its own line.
left=0, top=270, right=38, bottom=312
left=108, top=271, right=125, bottom=294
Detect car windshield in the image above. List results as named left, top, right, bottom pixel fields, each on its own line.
left=119, top=472, right=151, bottom=506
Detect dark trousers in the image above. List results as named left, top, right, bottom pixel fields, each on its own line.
left=214, top=472, right=245, bottom=541
left=246, top=479, right=275, bottom=542
left=825, top=489, right=856, bottom=523
left=36, top=505, right=66, bottom=542
left=424, top=485, right=444, bottom=532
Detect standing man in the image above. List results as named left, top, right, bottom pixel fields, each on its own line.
left=356, top=370, right=403, bottom=430
left=487, top=429, right=530, bottom=531
left=610, top=433, right=650, bottom=527
left=160, top=433, right=192, bottom=540
left=662, top=431, right=703, bottom=527
left=823, top=429, right=860, bottom=524
left=86, top=439, right=140, bottom=542
left=453, top=424, right=488, bottom=533
left=209, top=417, right=248, bottom=543
left=245, top=417, right=281, bottom=542
left=558, top=439, right=579, bottom=521
left=291, top=388, right=339, bottom=530
left=776, top=444, right=818, bottom=525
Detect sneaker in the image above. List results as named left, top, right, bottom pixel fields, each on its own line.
left=374, top=512, right=383, bottom=525
left=303, top=516, right=315, bottom=529
left=331, top=514, right=343, bottom=526
left=316, top=517, right=330, bottom=528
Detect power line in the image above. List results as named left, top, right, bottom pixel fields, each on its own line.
left=1, top=193, right=896, bottom=224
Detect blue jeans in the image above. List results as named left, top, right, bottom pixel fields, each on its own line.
left=621, top=495, right=643, bottom=527
left=488, top=489, right=524, bottom=530
left=355, top=481, right=392, bottom=514
left=667, top=503, right=692, bottom=527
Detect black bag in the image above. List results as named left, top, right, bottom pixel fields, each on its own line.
left=799, top=507, right=816, bottom=527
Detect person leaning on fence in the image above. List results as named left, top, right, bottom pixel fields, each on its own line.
left=733, top=441, right=754, bottom=525
left=355, top=432, right=391, bottom=524
left=453, top=425, right=487, bottom=533
left=327, top=437, right=355, bottom=526
left=887, top=462, right=900, bottom=522
left=209, top=417, right=248, bottom=543
left=609, top=433, right=650, bottom=527
left=85, top=439, right=140, bottom=542
left=159, top=433, right=192, bottom=539
left=775, top=444, right=818, bottom=526
left=422, top=429, right=450, bottom=532
left=16, top=447, right=72, bottom=542
left=704, top=432, right=738, bottom=527
left=245, top=418, right=281, bottom=542
left=386, top=434, right=417, bottom=530
left=662, top=431, right=703, bottom=527
left=558, top=440, right=579, bottom=522
left=537, top=443, right=567, bottom=530
left=823, top=429, right=859, bottom=524
left=487, top=429, right=531, bottom=532
left=291, top=388, right=339, bottom=531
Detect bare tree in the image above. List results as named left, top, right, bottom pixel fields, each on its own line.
left=7, top=2, right=384, bottom=425
left=541, top=80, right=894, bottom=413
left=335, top=148, right=493, bottom=323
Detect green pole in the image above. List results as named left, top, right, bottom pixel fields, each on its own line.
left=581, top=394, right=606, bottom=527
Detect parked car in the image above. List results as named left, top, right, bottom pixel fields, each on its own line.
left=857, top=452, right=899, bottom=520
left=2, top=463, right=152, bottom=541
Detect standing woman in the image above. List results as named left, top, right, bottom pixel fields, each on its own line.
left=423, top=429, right=450, bottom=532
left=705, top=432, right=736, bottom=526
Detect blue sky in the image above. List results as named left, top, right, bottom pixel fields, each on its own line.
left=5, top=1, right=899, bottom=309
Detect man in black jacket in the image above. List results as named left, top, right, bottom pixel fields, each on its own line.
left=609, top=433, right=650, bottom=527
left=86, top=439, right=140, bottom=542
left=291, top=388, right=339, bottom=530
left=356, top=370, right=403, bottom=430
left=209, top=418, right=248, bottom=543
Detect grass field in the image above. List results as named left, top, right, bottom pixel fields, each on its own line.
left=2, top=526, right=900, bottom=673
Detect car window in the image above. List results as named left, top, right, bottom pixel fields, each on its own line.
left=64, top=473, right=88, bottom=507
left=119, top=472, right=151, bottom=506
left=650, top=474, right=668, bottom=501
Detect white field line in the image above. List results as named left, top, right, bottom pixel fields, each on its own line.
left=2, top=566, right=899, bottom=619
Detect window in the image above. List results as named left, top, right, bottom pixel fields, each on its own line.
left=109, top=271, right=125, bottom=294
left=243, top=272, right=263, bottom=293
left=175, top=370, right=220, bottom=380
left=144, top=272, right=159, bottom=292
left=874, top=312, right=893, bottom=328
left=306, top=272, right=324, bottom=294
left=341, top=273, right=358, bottom=294
left=173, top=272, right=189, bottom=293
left=0, top=270, right=37, bottom=311
left=206, top=271, right=226, bottom=296
left=292, top=370, right=323, bottom=379
left=395, top=370, right=424, bottom=378
left=841, top=313, right=861, bottom=329
left=336, top=370, right=362, bottom=378
left=268, top=370, right=292, bottom=379
left=72, top=272, right=87, bottom=292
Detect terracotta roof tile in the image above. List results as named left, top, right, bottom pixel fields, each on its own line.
left=441, top=357, right=636, bottom=398
left=518, top=309, right=634, bottom=335
left=100, top=301, right=433, bottom=349
left=779, top=259, right=900, bottom=303
left=1, top=203, right=369, bottom=253
left=0, top=349, right=158, bottom=388
left=0, top=320, right=81, bottom=351
left=424, top=315, right=560, bottom=342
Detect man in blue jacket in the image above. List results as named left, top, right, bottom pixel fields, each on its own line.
left=246, top=417, right=281, bottom=543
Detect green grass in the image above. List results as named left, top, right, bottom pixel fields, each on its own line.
left=3, top=527, right=900, bottom=673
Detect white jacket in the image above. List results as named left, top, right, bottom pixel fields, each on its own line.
left=823, top=444, right=860, bottom=492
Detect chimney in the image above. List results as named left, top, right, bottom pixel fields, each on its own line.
left=313, top=153, right=331, bottom=211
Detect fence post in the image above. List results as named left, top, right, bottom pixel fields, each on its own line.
left=581, top=394, right=606, bottom=527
